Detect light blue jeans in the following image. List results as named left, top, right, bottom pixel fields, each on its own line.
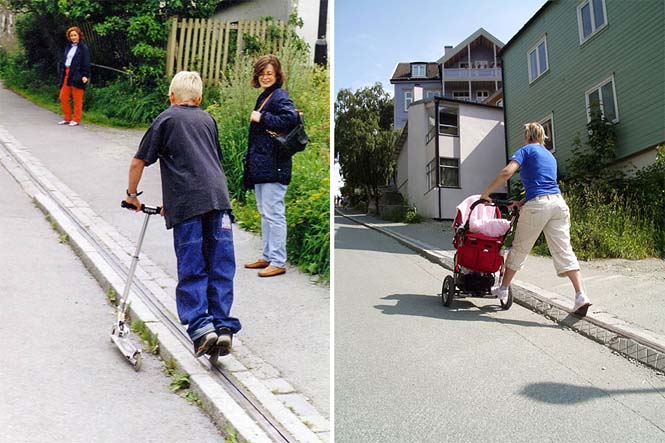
left=254, top=183, right=288, bottom=268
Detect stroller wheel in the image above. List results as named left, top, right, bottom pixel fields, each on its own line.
left=500, top=286, right=513, bottom=310
left=442, top=275, right=455, bottom=307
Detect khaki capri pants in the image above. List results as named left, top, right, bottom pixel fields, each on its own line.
left=505, top=194, right=580, bottom=277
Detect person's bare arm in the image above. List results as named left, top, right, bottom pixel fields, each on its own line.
left=125, top=157, right=146, bottom=211
left=480, top=160, right=520, bottom=202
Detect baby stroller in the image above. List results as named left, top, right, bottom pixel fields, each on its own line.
left=441, top=195, right=518, bottom=309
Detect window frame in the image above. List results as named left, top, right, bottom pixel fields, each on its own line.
left=438, top=105, right=459, bottom=136
left=452, top=90, right=470, bottom=100
left=411, top=64, right=427, bottom=78
left=538, top=114, right=556, bottom=153
left=584, top=75, right=619, bottom=123
left=577, top=0, right=608, bottom=45
left=527, top=35, right=549, bottom=84
left=439, top=157, right=460, bottom=188
left=404, top=90, right=413, bottom=112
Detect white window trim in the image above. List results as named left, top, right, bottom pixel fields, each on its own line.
left=453, top=91, right=470, bottom=98
left=539, top=113, right=556, bottom=153
left=412, top=64, right=426, bottom=78
left=527, top=35, right=549, bottom=84
left=476, top=90, right=489, bottom=98
left=577, top=0, right=608, bottom=45
left=439, top=157, right=460, bottom=188
left=584, top=75, right=619, bottom=123
left=404, top=91, right=412, bottom=112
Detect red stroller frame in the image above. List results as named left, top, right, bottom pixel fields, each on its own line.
left=441, top=199, right=518, bottom=309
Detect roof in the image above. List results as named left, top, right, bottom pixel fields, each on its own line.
left=436, top=28, right=504, bottom=65
left=500, top=1, right=553, bottom=55
left=390, top=62, right=440, bottom=83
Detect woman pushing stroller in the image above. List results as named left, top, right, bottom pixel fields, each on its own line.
left=480, top=122, right=592, bottom=316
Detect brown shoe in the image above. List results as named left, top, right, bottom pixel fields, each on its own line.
left=258, top=265, right=286, bottom=277
left=244, top=259, right=270, bottom=269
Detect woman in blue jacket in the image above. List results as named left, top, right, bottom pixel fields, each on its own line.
left=243, top=55, right=299, bottom=278
left=58, top=26, right=91, bottom=126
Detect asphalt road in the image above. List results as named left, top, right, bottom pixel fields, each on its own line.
left=0, top=84, right=329, bottom=416
left=0, top=166, right=223, bottom=442
left=334, top=215, right=665, bottom=442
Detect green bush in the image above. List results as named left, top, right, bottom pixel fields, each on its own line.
left=208, top=41, right=330, bottom=280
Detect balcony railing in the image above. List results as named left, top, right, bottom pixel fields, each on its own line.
left=443, top=68, right=501, bottom=80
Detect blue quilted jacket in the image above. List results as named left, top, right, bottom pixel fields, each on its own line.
left=244, top=85, right=299, bottom=187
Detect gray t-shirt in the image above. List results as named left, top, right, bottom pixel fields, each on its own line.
left=135, top=104, right=231, bottom=229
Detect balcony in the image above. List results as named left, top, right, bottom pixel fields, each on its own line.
left=443, top=68, right=501, bottom=81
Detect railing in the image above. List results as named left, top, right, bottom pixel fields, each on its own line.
left=444, top=68, right=501, bottom=79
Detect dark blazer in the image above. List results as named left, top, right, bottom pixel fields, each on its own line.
left=59, top=42, right=91, bottom=89
left=244, top=85, right=299, bottom=187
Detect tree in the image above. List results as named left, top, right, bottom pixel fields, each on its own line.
left=335, top=83, right=396, bottom=213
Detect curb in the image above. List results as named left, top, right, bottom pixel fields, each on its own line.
left=336, top=210, right=665, bottom=374
left=0, top=126, right=328, bottom=443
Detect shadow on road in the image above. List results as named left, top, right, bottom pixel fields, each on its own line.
left=520, top=382, right=665, bottom=405
left=375, top=293, right=560, bottom=329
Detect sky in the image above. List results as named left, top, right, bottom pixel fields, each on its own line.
left=334, top=0, right=548, bottom=95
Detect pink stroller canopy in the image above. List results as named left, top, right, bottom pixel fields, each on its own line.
left=455, top=194, right=511, bottom=238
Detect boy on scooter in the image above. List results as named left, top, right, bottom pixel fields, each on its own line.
left=124, top=71, right=241, bottom=357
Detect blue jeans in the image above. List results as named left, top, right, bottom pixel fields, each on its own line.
left=173, top=210, right=242, bottom=341
left=254, top=183, right=288, bottom=268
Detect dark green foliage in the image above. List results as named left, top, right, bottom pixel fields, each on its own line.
left=335, top=84, right=397, bottom=213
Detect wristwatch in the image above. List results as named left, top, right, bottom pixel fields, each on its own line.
left=126, top=189, right=143, bottom=198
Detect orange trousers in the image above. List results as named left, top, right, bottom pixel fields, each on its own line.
left=59, top=68, right=84, bottom=123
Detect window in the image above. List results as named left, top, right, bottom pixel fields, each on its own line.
left=404, top=91, right=412, bottom=111
left=411, top=64, right=426, bottom=77
left=438, top=105, right=459, bottom=136
left=452, top=91, right=470, bottom=101
left=474, top=60, right=489, bottom=69
left=459, top=62, right=470, bottom=69
left=527, top=36, right=548, bottom=83
left=426, top=90, right=441, bottom=99
left=585, top=76, right=618, bottom=123
left=440, top=158, right=460, bottom=188
left=539, top=115, right=556, bottom=153
left=477, top=90, right=489, bottom=99
left=426, top=158, right=460, bottom=189
left=578, top=0, right=607, bottom=43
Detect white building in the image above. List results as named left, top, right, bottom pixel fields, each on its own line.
left=395, top=87, right=506, bottom=219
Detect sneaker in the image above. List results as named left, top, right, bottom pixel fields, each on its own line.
left=57, top=120, right=70, bottom=125
left=216, top=327, right=233, bottom=356
left=573, top=292, right=592, bottom=317
left=68, top=121, right=80, bottom=126
left=193, top=332, right=218, bottom=357
left=492, top=286, right=509, bottom=304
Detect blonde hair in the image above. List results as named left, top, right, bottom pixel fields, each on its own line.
left=524, top=122, right=546, bottom=145
left=169, top=71, right=203, bottom=103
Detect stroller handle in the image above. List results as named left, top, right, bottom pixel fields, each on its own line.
left=121, top=200, right=162, bottom=215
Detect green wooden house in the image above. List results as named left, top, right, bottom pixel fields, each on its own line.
left=500, top=0, right=665, bottom=172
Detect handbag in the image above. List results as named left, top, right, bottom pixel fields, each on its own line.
left=267, top=111, right=309, bottom=157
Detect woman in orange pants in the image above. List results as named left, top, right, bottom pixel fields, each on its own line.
left=58, top=26, right=91, bottom=126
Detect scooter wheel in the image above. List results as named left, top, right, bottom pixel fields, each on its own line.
left=442, top=275, right=455, bottom=307
left=133, top=353, right=143, bottom=372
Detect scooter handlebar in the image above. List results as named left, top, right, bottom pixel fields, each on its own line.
left=121, top=200, right=162, bottom=215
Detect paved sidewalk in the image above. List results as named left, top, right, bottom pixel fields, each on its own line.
left=337, top=209, right=665, bottom=374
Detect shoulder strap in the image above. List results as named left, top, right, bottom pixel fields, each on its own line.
left=257, top=92, right=275, bottom=112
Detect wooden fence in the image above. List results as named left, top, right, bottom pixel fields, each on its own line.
left=165, top=17, right=289, bottom=83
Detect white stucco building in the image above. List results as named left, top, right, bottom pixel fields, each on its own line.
left=395, top=87, right=506, bottom=219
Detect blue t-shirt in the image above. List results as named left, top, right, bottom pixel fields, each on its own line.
left=509, top=143, right=561, bottom=202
